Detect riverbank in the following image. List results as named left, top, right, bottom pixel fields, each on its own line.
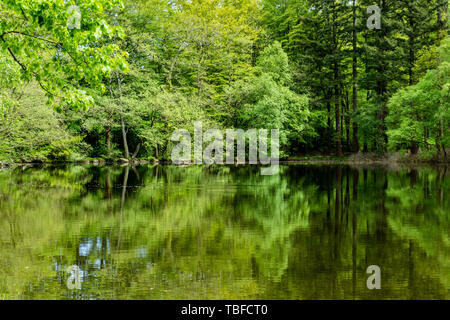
left=287, top=151, right=449, bottom=164
left=1, top=152, right=449, bottom=169
left=0, top=158, right=159, bottom=168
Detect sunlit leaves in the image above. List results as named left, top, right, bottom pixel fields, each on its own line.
left=0, top=0, right=128, bottom=110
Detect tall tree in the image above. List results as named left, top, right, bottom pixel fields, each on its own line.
left=352, top=0, right=359, bottom=152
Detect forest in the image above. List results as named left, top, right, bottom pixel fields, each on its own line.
left=0, top=0, right=449, bottom=164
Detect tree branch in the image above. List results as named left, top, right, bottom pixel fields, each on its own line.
left=0, top=34, right=27, bottom=71
left=36, top=79, right=53, bottom=96
left=2, top=30, right=58, bottom=45
left=20, top=6, right=28, bottom=21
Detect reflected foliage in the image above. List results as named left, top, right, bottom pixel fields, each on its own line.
left=0, top=164, right=449, bottom=299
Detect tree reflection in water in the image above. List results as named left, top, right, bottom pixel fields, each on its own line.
left=0, top=164, right=448, bottom=299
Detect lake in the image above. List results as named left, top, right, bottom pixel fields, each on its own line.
left=0, top=164, right=449, bottom=299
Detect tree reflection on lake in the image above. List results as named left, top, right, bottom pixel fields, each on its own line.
left=0, top=164, right=448, bottom=299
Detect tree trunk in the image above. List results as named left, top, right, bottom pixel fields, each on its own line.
left=106, top=125, right=111, bottom=158
left=376, top=0, right=388, bottom=152
left=168, top=43, right=187, bottom=90
left=132, top=141, right=142, bottom=159
left=326, top=92, right=332, bottom=152
left=352, top=0, right=359, bottom=153
left=410, top=141, right=418, bottom=155
left=409, top=20, right=415, bottom=85
left=335, top=86, right=342, bottom=157
left=116, top=72, right=130, bottom=159
left=345, top=91, right=350, bottom=151
left=107, top=77, right=114, bottom=159
left=333, top=0, right=343, bottom=157
left=121, top=115, right=130, bottom=159
left=197, top=43, right=204, bottom=99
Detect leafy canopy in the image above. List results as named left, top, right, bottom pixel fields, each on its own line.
left=0, top=0, right=129, bottom=110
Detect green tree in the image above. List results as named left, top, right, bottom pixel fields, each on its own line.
left=228, top=42, right=311, bottom=155
left=387, top=38, right=450, bottom=157
left=0, top=0, right=128, bottom=109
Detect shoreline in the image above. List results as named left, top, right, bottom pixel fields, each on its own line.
left=1, top=157, right=449, bottom=169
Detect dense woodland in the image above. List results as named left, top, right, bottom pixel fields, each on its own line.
left=0, top=0, right=449, bottom=163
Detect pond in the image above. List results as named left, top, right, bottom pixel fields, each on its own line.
left=0, top=164, right=449, bottom=299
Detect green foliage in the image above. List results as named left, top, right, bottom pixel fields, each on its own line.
left=0, top=83, right=83, bottom=162
left=0, top=0, right=128, bottom=109
left=226, top=42, right=311, bottom=155
left=387, top=38, right=450, bottom=155
left=0, top=0, right=449, bottom=162
left=261, top=0, right=448, bottom=156
left=255, top=41, right=291, bottom=85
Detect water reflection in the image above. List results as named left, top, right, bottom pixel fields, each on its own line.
left=0, top=164, right=448, bottom=299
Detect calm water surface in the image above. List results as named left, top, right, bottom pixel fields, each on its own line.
left=0, top=164, right=449, bottom=299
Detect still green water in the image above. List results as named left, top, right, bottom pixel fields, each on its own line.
left=0, top=164, right=449, bottom=300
